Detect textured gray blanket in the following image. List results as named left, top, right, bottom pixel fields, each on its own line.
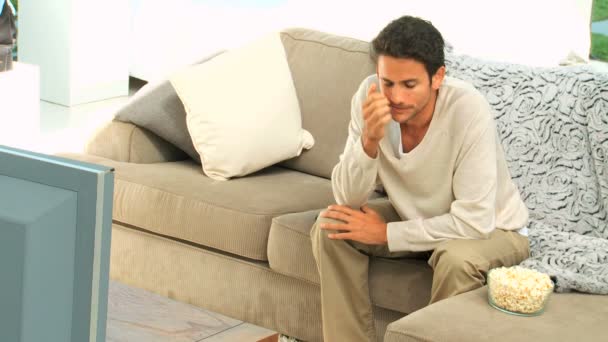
left=446, top=54, right=608, bottom=294
left=520, top=222, right=608, bottom=294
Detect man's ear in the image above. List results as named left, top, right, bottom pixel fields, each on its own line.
left=432, top=66, right=446, bottom=91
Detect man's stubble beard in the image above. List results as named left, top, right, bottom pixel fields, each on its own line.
left=393, top=89, right=435, bottom=126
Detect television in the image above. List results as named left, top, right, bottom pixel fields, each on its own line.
left=0, top=145, right=114, bottom=342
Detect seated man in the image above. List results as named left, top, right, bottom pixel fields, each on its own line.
left=310, top=15, right=530, bottom=342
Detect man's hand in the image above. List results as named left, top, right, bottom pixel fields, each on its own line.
left=319, top=204, right=388, bottom=245
left=362, top=83, right=391, bottom=158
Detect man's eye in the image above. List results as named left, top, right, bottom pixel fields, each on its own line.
left=383, top=82, right=393, bottom=87
left=405, top=82, right=416, bottom=88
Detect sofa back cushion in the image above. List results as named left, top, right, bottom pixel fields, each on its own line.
left=279, top=28, right=375, bottom=179
left=445, top=54, right=608, bottom=239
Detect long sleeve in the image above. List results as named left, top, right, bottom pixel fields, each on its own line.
left=331, top=78, right=379, bottom=208
left=386, top=107, right=499, bottom=252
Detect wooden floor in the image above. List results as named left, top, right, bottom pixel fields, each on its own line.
left=106, top=281, right=279, bottom=342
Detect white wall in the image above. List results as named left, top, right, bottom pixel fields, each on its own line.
left=128, top=0, right=593, bottom=81
left=287, top=0, right=592, bottom=66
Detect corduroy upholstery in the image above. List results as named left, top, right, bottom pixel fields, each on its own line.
left=267, top=199, right=433, bottom=314
left=110, top=222, right=405, bottom=342
left=60, top=152, right=336, bottom=261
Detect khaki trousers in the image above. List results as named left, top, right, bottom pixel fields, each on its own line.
left=310, top=204, right=530, bottom=342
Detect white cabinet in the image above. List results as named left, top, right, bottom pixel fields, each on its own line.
left=17, top=0, right=129, bottom=106
left=0, top=62, right=40, bottom=148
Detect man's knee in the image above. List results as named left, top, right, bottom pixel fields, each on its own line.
left=428, top=244, right=487, bottom=303
left=311, top=210, right=343, bottom=241
left=429, top=244, right=483, bottom=277
left=311, top=210, right=350, bottom=253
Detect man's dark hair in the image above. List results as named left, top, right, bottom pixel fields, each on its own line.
left=371, top=16, right=445, bottom=80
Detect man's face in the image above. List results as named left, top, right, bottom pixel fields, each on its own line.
left=377, top=55, right=443, bottom=124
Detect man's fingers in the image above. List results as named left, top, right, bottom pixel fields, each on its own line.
left=367, top=83, right=377, bottom=97
left=368, top=112, right=391, bottom=133
left=362, top=95, right=386, bottom=115
left=320, top=210, right=351, bottom=223
left=363, top=98, right=390, bottom=120
left=361, top=205, right=373, bottom=213
left=380, top=114, right=392, bottom=125
left=364, top=97, right=389, bottom=114
left=319, top=222, right=350, bottom=231
left=328, top=232, right=354, bottom=240
left=327, top=204, right=364, bottom=218
left=369, top=98, right=390, bottom=112
left=361, top=84, right=390, bottom=143
left=363, top=83, right=385, bottom=109
left=364, top=93, right=387, bottom=106
left=361, top=205, right=381, bottom=218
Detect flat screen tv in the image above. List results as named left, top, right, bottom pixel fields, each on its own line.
left=0, top=145, right=114, bottom=342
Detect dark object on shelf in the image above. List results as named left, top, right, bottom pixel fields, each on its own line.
left=0, top=1, right=16, bottom=45
left=0, top=1, right=15, bottom=71
left=0, top=44, right=12, bottom=71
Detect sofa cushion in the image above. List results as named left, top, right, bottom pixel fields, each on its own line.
left=59, top=153, right=336, bottom=261
left=384, top=286, right=608, bottom=342
left=115, top=51, right=224, bottom=162
left=278, top=28, right=376, bottom=179
left=267, top=199, right=433, bottom=314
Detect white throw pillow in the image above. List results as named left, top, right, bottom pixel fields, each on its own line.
left=170, top=33, right=314, bottom=180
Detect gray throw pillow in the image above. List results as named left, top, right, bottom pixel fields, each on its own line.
left=115, top=50, right=225, bottom=162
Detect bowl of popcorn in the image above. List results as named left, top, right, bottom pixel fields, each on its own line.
left=487, top=266, right=554, bottom=316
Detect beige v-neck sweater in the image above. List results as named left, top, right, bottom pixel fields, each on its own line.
left=332, top=75, right=529, bottom=252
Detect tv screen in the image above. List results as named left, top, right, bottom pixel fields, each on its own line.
left=0, top=145, right=114, bottom=342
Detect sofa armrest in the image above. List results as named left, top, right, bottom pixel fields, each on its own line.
left=85, top=120, right=188, bottom=163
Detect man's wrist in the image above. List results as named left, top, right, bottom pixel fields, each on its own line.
left=382, top=222, right=388, bottom=244
left=362, top=136, right=379, bottom=159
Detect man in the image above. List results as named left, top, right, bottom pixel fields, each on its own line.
left=310, top=16, right=530, bottom=342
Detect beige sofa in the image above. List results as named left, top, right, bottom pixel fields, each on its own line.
left=61, top=28, right=608, bottom=341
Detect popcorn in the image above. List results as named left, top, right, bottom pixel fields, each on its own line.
left=487, top=266, right=554, bottom=315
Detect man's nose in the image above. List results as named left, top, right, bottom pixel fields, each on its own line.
left=390, top=87, right=406, bottom=104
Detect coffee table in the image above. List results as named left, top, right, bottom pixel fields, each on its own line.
left=106, top=280, right=278, bottom=342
